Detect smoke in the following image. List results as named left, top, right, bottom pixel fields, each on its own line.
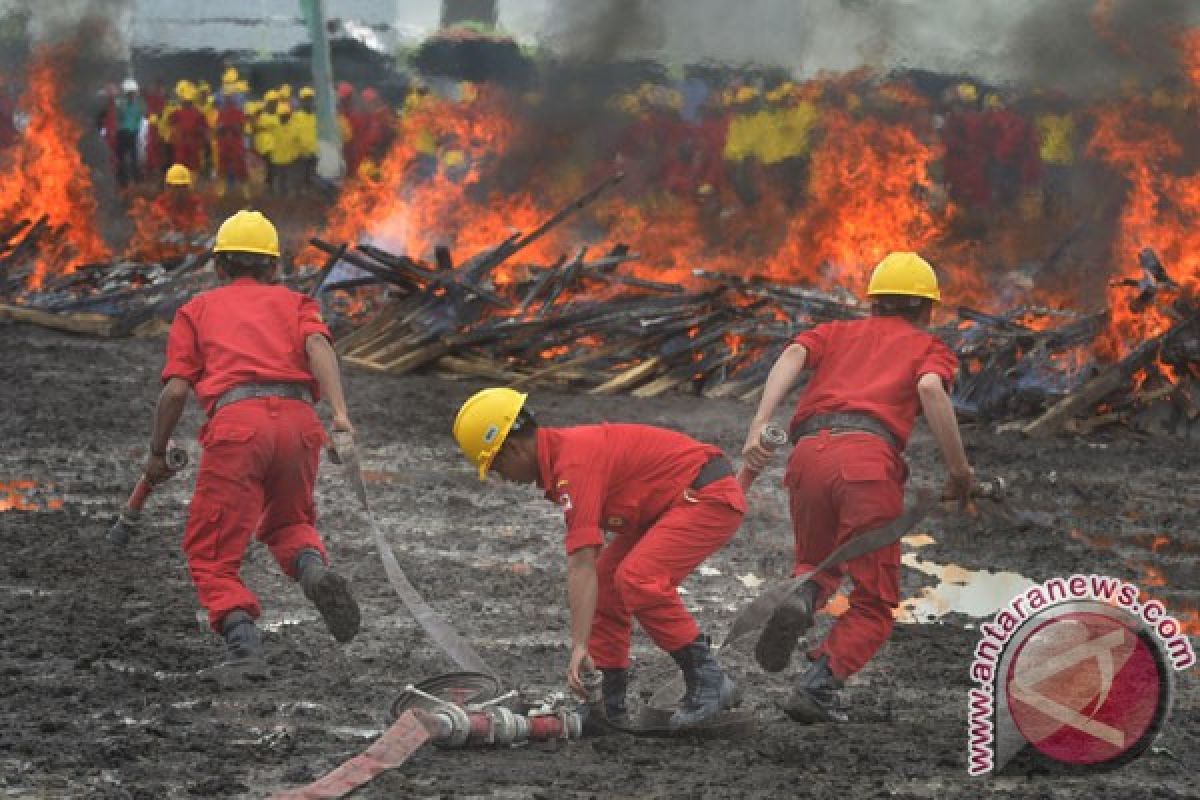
left=534, top=0, right=1200, bottom=92
left=0, top=0, right=135, bottom=214
left=540, top=0, right=665, bottom=63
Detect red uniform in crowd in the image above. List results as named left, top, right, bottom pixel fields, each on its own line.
left=536, top=424, right=746, bottom=667
left=784, top=316, right=957, bottom=679
left=169, top=103, right=209, bottom=172
left=162, top=278, right=332, bottom=630
left=215, top=103, right=248, bottom=181
left=942, top=110, right=992, bottom=209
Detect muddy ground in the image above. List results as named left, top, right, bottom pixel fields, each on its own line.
left=0, top=323, right=1196, bottom=799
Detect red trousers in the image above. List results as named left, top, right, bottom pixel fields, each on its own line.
left=589, top=477, right=743, bottom=668
left=785, top=431, right=906, bottom=680
left=183, top=397, right=328, bottom=631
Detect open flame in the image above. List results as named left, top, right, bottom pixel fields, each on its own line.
left=1084, top=29, right=1200, bottom=362
left=0, top=45, right=109, bottom=289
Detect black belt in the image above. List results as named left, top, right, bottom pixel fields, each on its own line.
left=213, top=382, right=312, bottom=413
left=790, top=412, right=900, bottom=451
left=690, top=455, right=734, bottom=490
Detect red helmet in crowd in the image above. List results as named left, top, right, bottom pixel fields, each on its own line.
left=361, top=87, right=379, bottom=104
left=336, top=81, right=353, bottom=99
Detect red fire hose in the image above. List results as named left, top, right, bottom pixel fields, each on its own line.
left=107, top=446, right=188, bottom=546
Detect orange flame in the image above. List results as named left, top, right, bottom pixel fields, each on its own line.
left=0, top=45, right=109, bottom=288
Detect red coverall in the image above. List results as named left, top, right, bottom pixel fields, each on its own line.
left=942, top=110, right=992, bottom=209
left=162, top=278, right=332, bottom=630
left=536, top=424, right=746, bottom=667
left=215, top=104, right=248, bottom=180
left=169, top=104, right=210, bottom=172
left=785, top=316, right=957, bottom=680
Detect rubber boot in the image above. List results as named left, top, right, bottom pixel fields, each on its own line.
left=221, top=610, right=264, bottom=664
left=668, top=635, right=739, bottom=730
left=601, top=667, right=629, bottom=723
left=754, top=581, right=820, bottom=673
left=295, top=549, right=361, bottom=643
left=782, top=654, right=846, bottom=724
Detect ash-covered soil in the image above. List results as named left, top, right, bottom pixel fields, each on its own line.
left=0, top=323, right=1196, bottom=799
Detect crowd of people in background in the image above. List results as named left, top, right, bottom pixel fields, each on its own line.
left=93, top=67, right=399, bottom=200
left=3, top=60, right=1175, bottom=268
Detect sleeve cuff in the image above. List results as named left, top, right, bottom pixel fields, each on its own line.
left=564, top=526, right=604, bottom=554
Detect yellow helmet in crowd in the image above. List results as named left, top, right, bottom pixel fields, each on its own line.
left=956, top=82, right=977, bottom=104
left=223, top=67, right=239, bottom=84
left=279, top=83, right=293, bottom=99
left=245, top=101, right=262, bottom=116
left=453, top=388, right=528, bottom=480
left=299, top=86, right=315, bottom=99
left=214, top=211, right=281, bottom=258
left=165, top=164, right=192, bottom=187
left=866, top=252, right=941, bottom=302
left=175, top=79, right=196, bottom=101
left=734, top=85, right=759, bottom=104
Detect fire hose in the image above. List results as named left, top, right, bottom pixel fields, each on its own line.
left=271, top=672, right=587, bottom=800
left=107, top=446, right=189, bottom=546
left=329, top=431, right=495, bottom=676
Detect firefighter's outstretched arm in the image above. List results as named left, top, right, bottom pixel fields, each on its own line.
left=743, top=343, right=808, bottom=471
left=306, top=333, right=353, bottom=435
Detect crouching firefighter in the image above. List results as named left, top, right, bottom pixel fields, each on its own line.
left=742, top=252, right=974, bottom=723
left=144, top=210, right=361, bottom=665
left=453, top=389, right=745, bottom=730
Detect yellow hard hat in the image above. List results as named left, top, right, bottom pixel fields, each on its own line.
left=866, top=252, right=941, bottom=302
left=223, top=67, right=239, bottom=84
left=735, top=86, right=759, bottom=104
left=175, top=79, right=193, bottom=96
left=264, top=89, right=279, bottom=102
left=165, top=163, right=192, bottom=186
left=244, top=101, right=262, bottom=116
left=956, top=82, right=977, bottom=104
left=277, top=102, right=292, bottom=115
left=214, top=210, right=281, bottom=257
left=279, top=83, right=293, bottom=99
left=983, top=93, right=1003, bottom=110
left=453, top=388, right=528, bottom=480
left=299, top=86, right=315, bottom=99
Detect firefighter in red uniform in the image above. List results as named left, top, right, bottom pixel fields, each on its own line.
left=453, top=390, right=745, bottom=730
left=169, top=82, right=210, bottom=174
left=215, top=95, right=249, bottom=197
left=128, top=164, right=209, bottom=261
left=144, top=211, right=361, bottom=664
left=742, top=252, right=974, bottom=723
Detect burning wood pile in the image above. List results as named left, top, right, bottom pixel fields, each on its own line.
left=312, top=177, right=1200, bottom=437
left=0, top=214, right=214, bottom=337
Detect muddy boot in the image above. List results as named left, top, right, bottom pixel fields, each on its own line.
left=221, top=610, right=264, bottom=664
left=601, top=667, right=630, bottom=723
left=668, top=635, right=739, bottom=730
left=782, top=654, right=846, bottom=724
left=754, top=581, right=819, bottom=673
left=295, top=549, right=361, bottom=643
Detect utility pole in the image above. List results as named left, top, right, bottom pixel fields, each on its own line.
left=299, top=0, right=343, bottom=180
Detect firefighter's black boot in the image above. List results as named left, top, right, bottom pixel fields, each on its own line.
left=601, top=667, right=630, bottom=722
left=669, top=635, right=739, bottom=730
left=755, top=581, right=820, bottom=673
left=782, top=654, right=847, bottom=724
left=221, top=610, right=264, bottom=664
left=295, top=549, right=361, bottom=643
